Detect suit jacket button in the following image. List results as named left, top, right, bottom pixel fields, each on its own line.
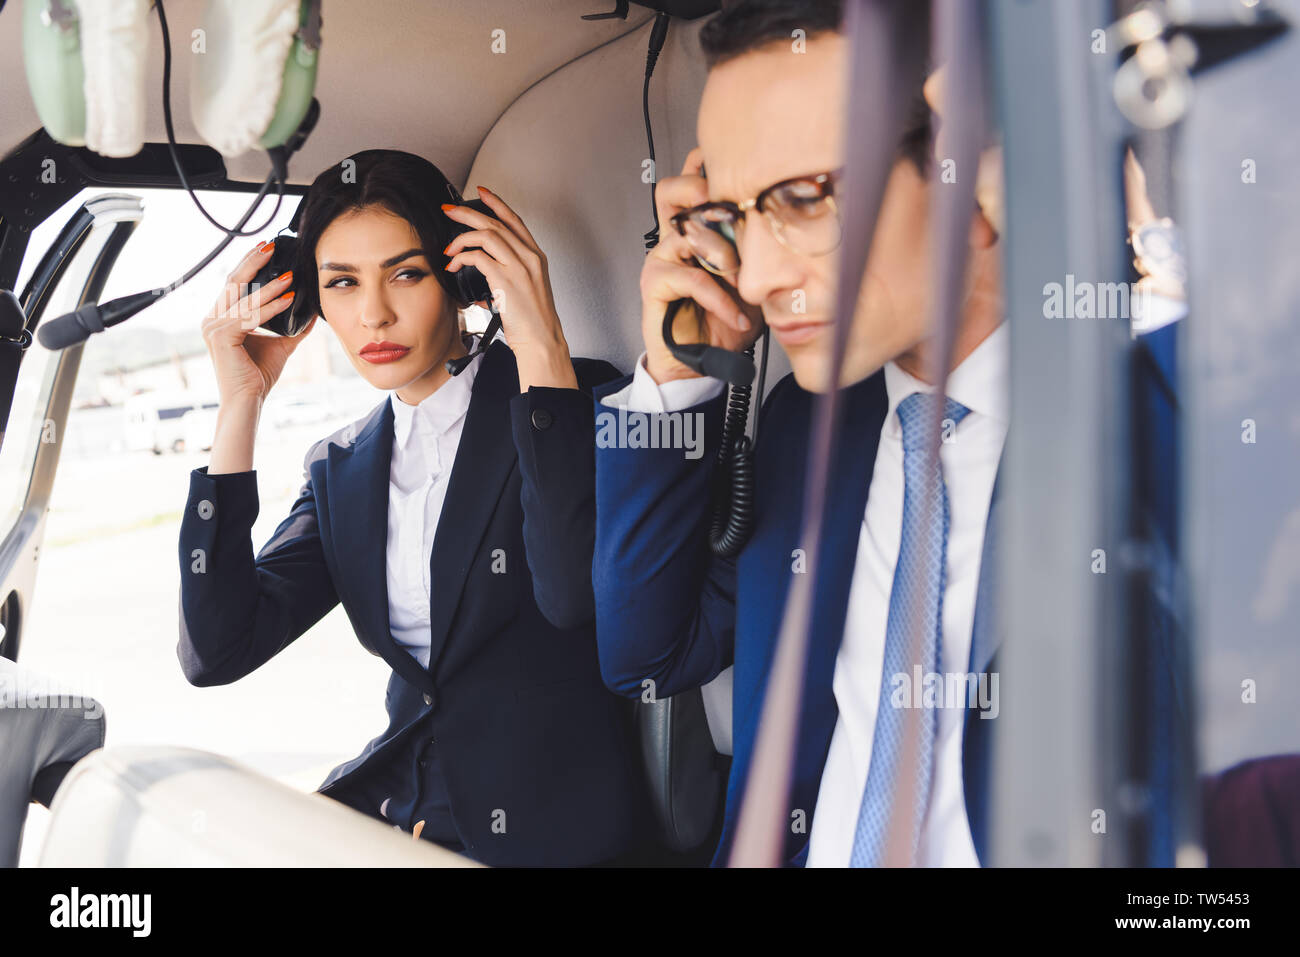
left=530, top=408, right=553, bottom=431
left=423, top=693, right=433, bottom=706
left=196, top=499, right=214, bottom=520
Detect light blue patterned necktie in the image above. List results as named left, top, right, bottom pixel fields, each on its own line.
left=850, top=391, right=970, bottom=867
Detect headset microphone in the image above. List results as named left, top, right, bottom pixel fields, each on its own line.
left=445, top=311, right=502, bottom=376
left=660, top=299, right=756, bottom=387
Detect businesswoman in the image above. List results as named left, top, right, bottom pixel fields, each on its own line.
left=176, top=149, right=642, bottom=866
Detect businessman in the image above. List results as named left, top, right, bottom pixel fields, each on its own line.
left=594, top=0, right=1008, bottom=867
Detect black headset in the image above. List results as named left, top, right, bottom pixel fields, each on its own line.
left=248, top=190, right=502, bottom=376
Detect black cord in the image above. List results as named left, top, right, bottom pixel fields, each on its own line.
left=172, top=173, right=276, bottom=288
left=709, top=329, right=769, bottom=558
left=642, top=71, right=657, bottom=249
left=642, top=12, right=671, bottom=251
left=155, top=0, right=285, bottom=237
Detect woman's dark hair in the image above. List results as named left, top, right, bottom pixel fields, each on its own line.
left=291, top=149, right=470, bottom=323
left=699, top=0, right=933, bottom=176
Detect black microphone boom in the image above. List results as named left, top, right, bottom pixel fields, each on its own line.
left=446, top=312, right=503, bottom=376
left=37, top=290, right=160, bottom=350
left=660, top=299, right=755, bottom=386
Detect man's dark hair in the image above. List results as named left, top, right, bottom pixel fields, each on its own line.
left=292, top=149, right=471, bottom=324
left=699, top=0, right=934, bottom=175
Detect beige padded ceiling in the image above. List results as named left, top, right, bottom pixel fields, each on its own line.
left=0, top=0, right=656, bottom=186
left=468, top=14, right=793, bottom=381
left=469, top=14, right=704, bottom=368
left=1, top=0, right=784, bottom=380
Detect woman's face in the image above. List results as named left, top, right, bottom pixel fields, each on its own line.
left=314, top=204, right=463, bottom=403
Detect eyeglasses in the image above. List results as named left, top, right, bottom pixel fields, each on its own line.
left=669, top=169, right=842, bottom=276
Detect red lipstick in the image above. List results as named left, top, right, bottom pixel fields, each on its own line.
left=359, top=340, right=410, bottom=364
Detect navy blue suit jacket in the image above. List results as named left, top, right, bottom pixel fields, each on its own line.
left=178, top=341, right=644, bottom=866
left=593, top=369, right=1003, bottom=866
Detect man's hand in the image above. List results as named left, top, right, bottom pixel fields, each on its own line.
left=640, top=148, right=763, bottom=384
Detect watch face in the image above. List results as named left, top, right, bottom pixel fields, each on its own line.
left=1133, top=219, right=1189, bottom=286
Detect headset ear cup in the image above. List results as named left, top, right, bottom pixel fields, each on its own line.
left=276, top=230, right=320, bottom=334
left=449, top=197, right=499, bottom=307
left=190, top=0, right=307, bottom=157
left=455, top=268, right=485, bottom=309
left=79, top=0, right=151, bottom=158
left=23, top=0, right=152, bottom=157
left=279, top=233, right=318, bottom=334
left=259, top=3, right=320, bottom=150
left=22, top=0, right=88, bottom=147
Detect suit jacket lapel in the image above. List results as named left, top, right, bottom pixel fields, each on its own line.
left=968, top=455, right=1005, bottom=677
left=425, top=340, right=520, bottom=675
left=964, top=453, right=1005, bottom=867
left=740, top=372, right=888, bottom=756
left=807, top=372, right=890, bottom=674
left=325, top=398, right=434, bottom=696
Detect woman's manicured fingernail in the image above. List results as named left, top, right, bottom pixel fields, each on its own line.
left=281, top=290, right=295, bottom=300
left=441, top=203, right=457, bottom=212
left=276, top=271, right=292, bottom=283
left=476, top=186, right=488, bottom=195
left=442, top=244, right=452, bottom=255
left=260, top=240, right=275, bottom=252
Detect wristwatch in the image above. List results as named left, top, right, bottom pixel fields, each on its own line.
left=1128, top=217, right=1188, bottom=300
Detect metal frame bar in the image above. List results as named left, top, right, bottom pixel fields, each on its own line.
left=987, top=0, right=1135, bottom=866
left=0, top=197, right=142, bottom=662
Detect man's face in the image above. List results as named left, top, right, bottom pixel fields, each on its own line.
left=697, top=33, right=935, bottom=392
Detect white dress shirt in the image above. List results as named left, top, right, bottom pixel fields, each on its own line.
left=385, top=342, right=480, bottom=670
left=806, top=322, right=1008, bottom=866
left=601, top=322, right=1009, bottom=866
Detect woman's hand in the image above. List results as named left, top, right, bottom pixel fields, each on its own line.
left=201, top=240, right=315, bottom=406
left=442, top=188, right=577, bottom=392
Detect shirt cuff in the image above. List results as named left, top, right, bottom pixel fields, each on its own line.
left=600, top=352, right=725, bottom=413
left=1131, top=293, right=1188, bottom=336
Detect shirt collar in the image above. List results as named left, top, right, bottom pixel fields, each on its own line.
left=390, top=338, right=480, bottom=448
left=882, top=320, right=1009, bottom=435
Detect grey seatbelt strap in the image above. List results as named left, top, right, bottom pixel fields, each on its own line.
left=882, top=0, right=989, bottom=867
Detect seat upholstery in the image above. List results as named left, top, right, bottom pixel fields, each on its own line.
left=0, top=656, right=106, bottom=866
left=463, top=15, right=764, bottom=851
left=39, top=745, right=478, bottom=867
left=464, top=15, right=792, bottom=390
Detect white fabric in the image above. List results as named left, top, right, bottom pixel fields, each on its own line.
left=604, top=325, right=1010, bottom=867
left=599, top=353, right=724, bottom=412
left=1130, top=292, right=1189, bottom=336
left=806, top=322, right=1009, bottom=867
left=385, top=345, right=480, bottom=670
left=76, top=0, right=150, bottom=158
left=189, top=0, right=301, bottom=157
left=38, top=746, right=477, bottom=867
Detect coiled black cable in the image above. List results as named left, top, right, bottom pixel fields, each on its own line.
left=709, top=330, right=769, bottom=558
